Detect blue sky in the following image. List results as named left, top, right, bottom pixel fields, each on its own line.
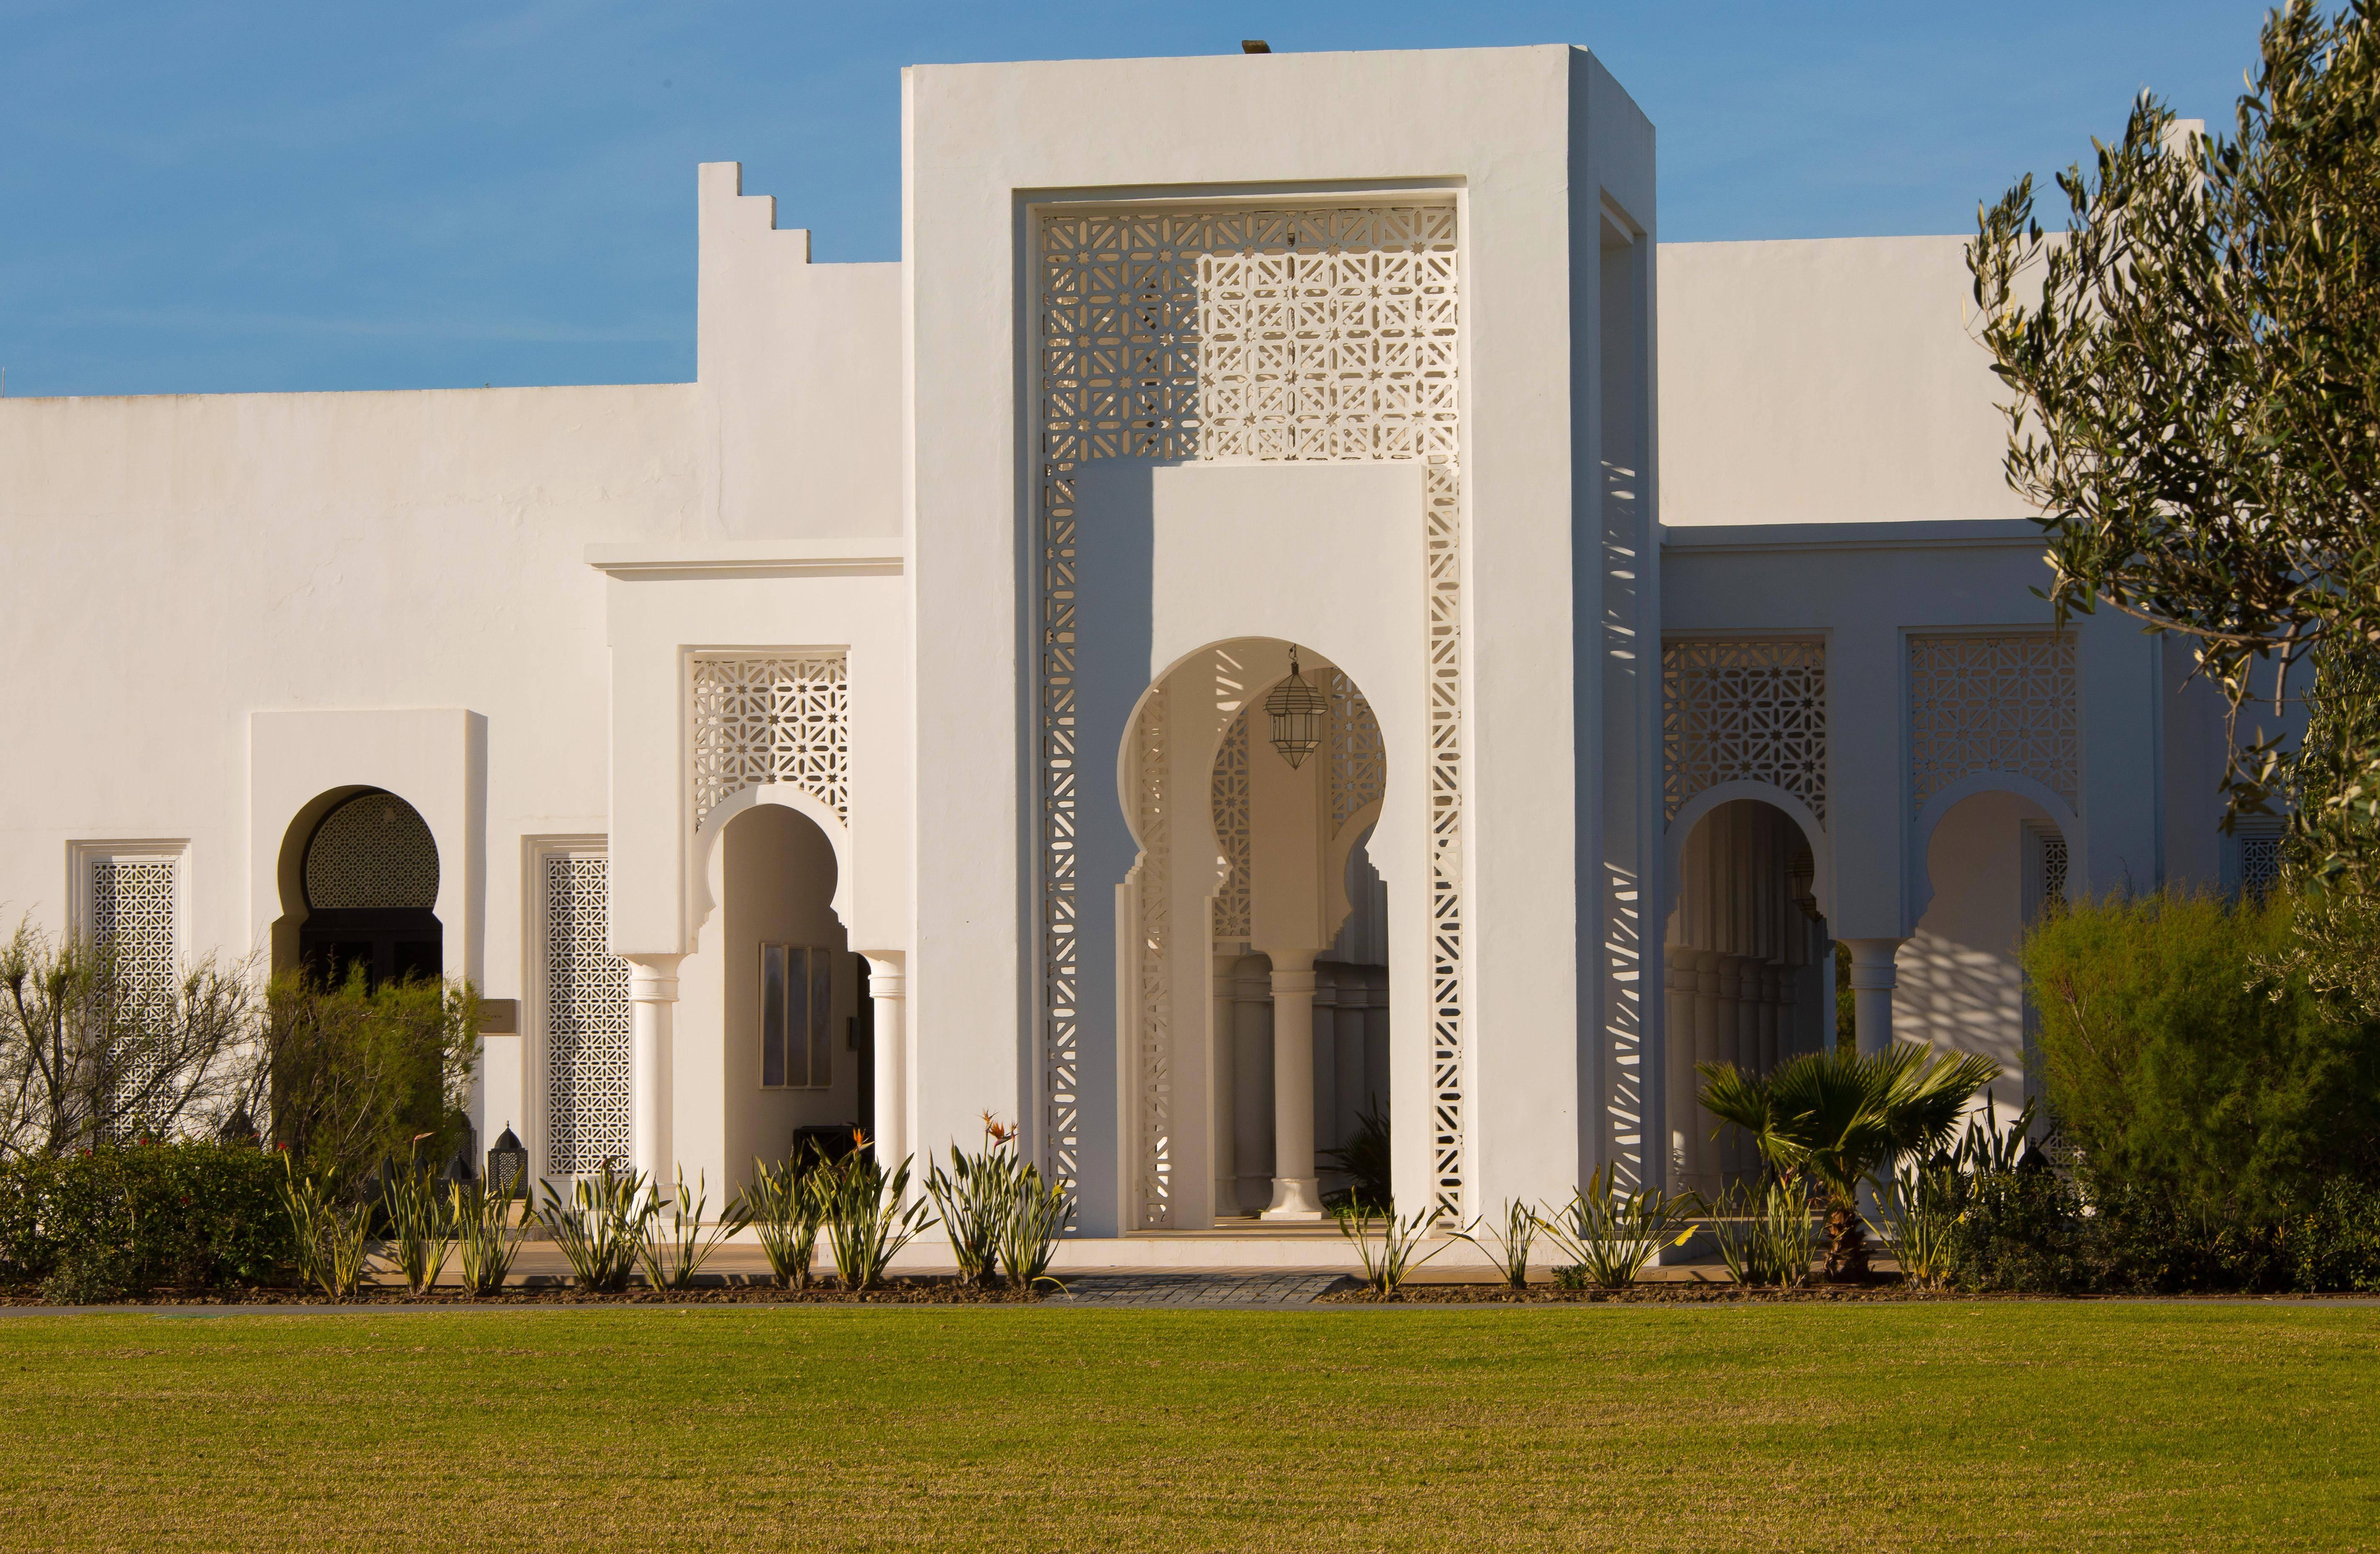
left=1, top=1, right=2277, bottom=396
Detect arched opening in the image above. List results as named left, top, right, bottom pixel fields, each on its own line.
left=1124, top=637, right=1389, bottom=1227
left=289, top=789, right=441, bottom=989
left=717, top=802, right=859, bottom=1187
left=1902, top=788, right=2071, bottom=1129
left=1663, top=798, right=1829, bottom=1199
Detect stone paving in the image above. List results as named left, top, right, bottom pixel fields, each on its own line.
left=1046, top=1271, right=1359, bottom=1307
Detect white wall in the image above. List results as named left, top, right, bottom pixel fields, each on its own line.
left=0, top=382, right=703, bottom=1018
left=697, top=162, right=903, bottom=541
left=1658, top=237, right=2027, bottom=528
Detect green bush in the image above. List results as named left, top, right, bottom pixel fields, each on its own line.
left=263, top=970, right=478, bottom=1189
left=2023, top=888, right=2380, bottom=1217
left=1946, top=1166, right=2099, bottom=1293
left=2283, top=1178, right=2380, bottom=1293
left=0, top=1140, right=294, bottom=1294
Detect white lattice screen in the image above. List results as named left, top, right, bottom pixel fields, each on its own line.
left=1039, top=204, right=1467, bottom=1217
left=1210, top=711, right=1252, bottom=946
left=544, top=854, right=631, bottom=1175
left=690, top=654, right=850, bottom=833
left=1661, top=640, right=1828, bottom=824
left=1909, top=633, right=2077, bottom=811
left=91, top=857, right=178, bottom=1118
left=1131, top=687, right=1173, bottom=1227
left=1327, top=669, right=1386, bottom=835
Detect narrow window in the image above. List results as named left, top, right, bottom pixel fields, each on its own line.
left=760, top=944, right=832, bottom=1089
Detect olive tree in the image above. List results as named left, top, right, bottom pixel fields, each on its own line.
left=1968, top=0, right=2380, bottom=1009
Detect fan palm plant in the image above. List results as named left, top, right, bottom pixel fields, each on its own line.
left=1697, top=1045, right=1998, bottom=1278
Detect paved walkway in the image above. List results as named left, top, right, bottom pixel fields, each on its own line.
left=1045, top=1271, right=1359, bottom=1306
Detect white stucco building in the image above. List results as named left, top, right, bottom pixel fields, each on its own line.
left=0, top=45, right=2274, bottom=1248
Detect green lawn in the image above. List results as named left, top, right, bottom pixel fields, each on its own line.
left=1, top=1303, right=2374, bottom=1551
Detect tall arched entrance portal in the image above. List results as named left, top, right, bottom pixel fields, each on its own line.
left=1120, top=639, right=1388, bottom=1229
left=1663, top=798, right=1831, bottom=1199
left=289, top=789, right=442, bottom=989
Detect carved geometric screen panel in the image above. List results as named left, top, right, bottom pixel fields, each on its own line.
left=690, top=654, right=850, bottom=833
left=92, top=858, right=177, bottom=1117
left=1327, top=669, right=1386, bottom=835
left=1908, top=633, right=2077, bottom=811
left=544, top=854, right=631, bottom=1175
left=1211, top=710, right=1252, bottom=945
left=1661, top=639, right=1828, bottom=824
left=2241, top=832, right=2283, bottom=903
left=1198, top=212, right=1459, bottom=463
left=1131, top=686, right=1172, bottom=1229
left=2044, top=832, right=2071, bottom=910
left=1038, top=203, right=1465, bottom=1217
left=304, top=792, right=439, bottom=909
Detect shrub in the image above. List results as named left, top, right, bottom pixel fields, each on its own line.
left=1535, top=1164, right=1699, bottom=1289
left=380, top=1145, right=455, bottom=1295
left=922, top=1125, right=1017, bottom=1288
left=263, top=970, right=479, bottom=1190
left=453, top=1181, right=528, bottom=1295
left=740, top=1153, right=830, bottom=1289
left=0, top=924, right=261, bottom=1155
left=818, top=1143, right=931, bottom=1290
left=2284, top=1178, right=2380, bottom=1293
left=637, top=1169, right=748, bottom=1291
left=0, top=1140, right=293, bottom=1295
left=2023, top=888, right=2380, bottom=1217
left=996, top=1161, right=1072, bottom=1292
left=1945, top=1166, right=2099, bottom=1294
left=1712, top=1178, right=1823, bottom=1289
left=536, top=1163, right=652, bottom=1292
left=1336, top=1203, right=1445, bottom=1297
left=1319, top=1098, right=1391, bottom=1212
left=1453, top=1199, right=1537, bottom=1290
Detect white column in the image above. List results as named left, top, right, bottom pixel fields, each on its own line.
left=1212, top=951, right=1239, bottom=1214
left=1757, top=966, right=1781, bottom=1076
left=1262, top=950, right=1324, bottom=1219
left=1664, top=953, right=1697, bottom=1190
left=1688, top=948, right=1726, bottom=1197
left=1232, top=957, right=1273, bottom=1216
left=1843, top=937, right=1906, bottom=1058
left=626, top=954, right=682, bottom=1184
left=863, top=952, right=908, bottom=1169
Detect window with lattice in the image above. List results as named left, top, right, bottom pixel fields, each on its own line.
left=543, top=852, right=630, bottom=1175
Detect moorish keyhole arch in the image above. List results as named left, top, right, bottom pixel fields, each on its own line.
left=289, top=788, right=443, bottom=989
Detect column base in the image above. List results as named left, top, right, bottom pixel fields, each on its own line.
left=1261, top=1177, right=1325, bottom=1220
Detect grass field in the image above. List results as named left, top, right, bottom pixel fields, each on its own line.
left=1, top=1302, right=2374, bottom=1551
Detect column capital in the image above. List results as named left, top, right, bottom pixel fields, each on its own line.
left=860, top=949, right=907, bottom=1000
left=1840, top=937, right=1906, bottom=991
left=624, top=953, right=684, bottom=1002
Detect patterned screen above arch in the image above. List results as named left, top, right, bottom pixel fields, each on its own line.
left=690, top=654, right=850, bottom=833
left=304, top=793, right=440, bottom=910
left=1660, top=640, right=1828, bottom=826
left=1908, top=633, right=2077, bottom=810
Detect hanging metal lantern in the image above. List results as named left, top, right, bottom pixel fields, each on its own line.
left=1266, top=648, right=1327, bottom=769
left=485, top=1124, right=528, bottom=1202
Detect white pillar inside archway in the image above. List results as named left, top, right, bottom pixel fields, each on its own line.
left=626, top=954, right=682, bottom=1181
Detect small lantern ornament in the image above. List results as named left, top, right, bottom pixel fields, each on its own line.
left=486, top=1124, right=528, bottom=1202
left=1266, top=647, right=1327, bottom=769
